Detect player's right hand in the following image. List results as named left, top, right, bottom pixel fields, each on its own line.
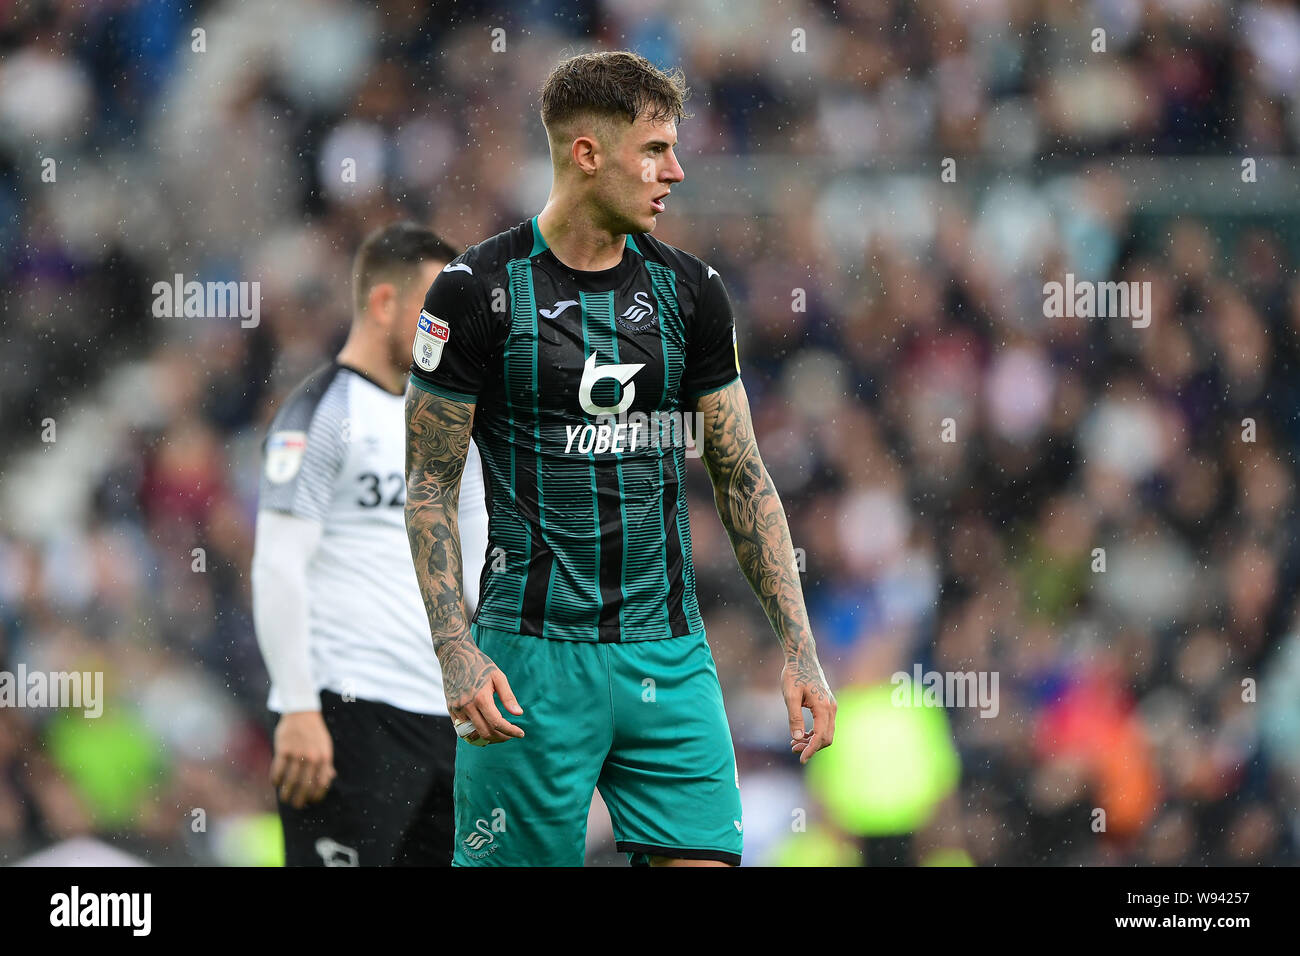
left=438, top=640, right=524, bottom=744
left=271, top=710, right=336, bottom=809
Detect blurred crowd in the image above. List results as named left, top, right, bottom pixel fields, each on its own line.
left=3, top=0, right=1300, bottom=865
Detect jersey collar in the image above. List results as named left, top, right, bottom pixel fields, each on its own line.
left=531, top=215, right=643, bottom=259
left=336, top=361, right=403, bottom=397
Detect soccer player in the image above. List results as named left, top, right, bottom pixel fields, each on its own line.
left=252, top=222, right=488, bottom=866
left=404, top=52, right=835, bottom=867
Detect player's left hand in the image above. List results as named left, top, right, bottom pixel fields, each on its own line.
left=438, top=638, right=524, bottom=745
left=271, top=710, right=337, bottom=808
left=781, top=648, right=836, bottom=765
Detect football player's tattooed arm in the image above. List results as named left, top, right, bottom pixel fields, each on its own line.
left=697, top=378, right=836, bottom=763
left=404, top=385, right=523, bottom=743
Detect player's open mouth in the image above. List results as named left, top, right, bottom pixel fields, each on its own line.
left=651, top=194, right=668, bottom=212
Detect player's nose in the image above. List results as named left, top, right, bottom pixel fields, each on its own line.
left=664, top=150, right=684, bottom=184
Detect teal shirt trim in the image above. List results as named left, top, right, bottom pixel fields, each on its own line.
left=687, top=372, right=741, bottom=400
left=530, top=216, right=548, bottom=256
left=531, top=215, right=642, bottom=259
left=410, top=375, right=476, bottom=405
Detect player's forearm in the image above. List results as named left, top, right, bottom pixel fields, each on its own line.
left=404, top=385, right=473, bottom=653
left=700, top=384, right=816, bottom=663
left=251, top=511, right=322, bottom=712
left=715, top=467, right=816, bottom=657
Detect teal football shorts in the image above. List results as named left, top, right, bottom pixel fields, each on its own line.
left=452, top=625, right=744, bottom=866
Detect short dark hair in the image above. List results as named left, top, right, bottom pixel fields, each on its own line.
left=352, top=221, right=459, bottom=313
left=541, top=51, right=690, bottom=135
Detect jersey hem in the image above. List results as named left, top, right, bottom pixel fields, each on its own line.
left=409, top=374, right=477, bottom=405
left=274, top=683, right=451, bottom=718
left=472, top=623, right=706, bottom=644
left=271, top=688, right=451, bottom=719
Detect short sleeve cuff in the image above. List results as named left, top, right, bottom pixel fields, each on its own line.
left=687, top=373, right=741, bottom=400
left=410, top=374, right=477, bottom=405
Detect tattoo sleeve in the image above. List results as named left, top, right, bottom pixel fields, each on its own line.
left=404, top=385, right=490, bottom=704
left=698, top=380, right=823, bottom=676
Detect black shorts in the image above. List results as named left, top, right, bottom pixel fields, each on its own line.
left=272, top=690, right=456, bottom=866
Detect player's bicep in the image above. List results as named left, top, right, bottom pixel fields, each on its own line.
left=405, top=382, right=475, bottom=500
left=696, top=377, right=762, bottom=491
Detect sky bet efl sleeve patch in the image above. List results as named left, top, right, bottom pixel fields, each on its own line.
left=264, top=431, right=307, bottom=484
left=413, top=310, right=451, bottom=372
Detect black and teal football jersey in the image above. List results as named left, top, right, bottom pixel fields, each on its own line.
left=410, top=216, right=740, bottom=643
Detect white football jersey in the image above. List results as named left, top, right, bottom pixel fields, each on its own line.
left=258, top=363, right=487, bottom=716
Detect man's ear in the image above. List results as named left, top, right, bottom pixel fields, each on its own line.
left=366, top=281, right=399, bottom=325
left=572, top=134, right=600, bottom=175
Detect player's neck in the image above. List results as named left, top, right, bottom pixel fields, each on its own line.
left=536, top=202, right=626, bottom=272
left=337, top=334, right=404, bottom=396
